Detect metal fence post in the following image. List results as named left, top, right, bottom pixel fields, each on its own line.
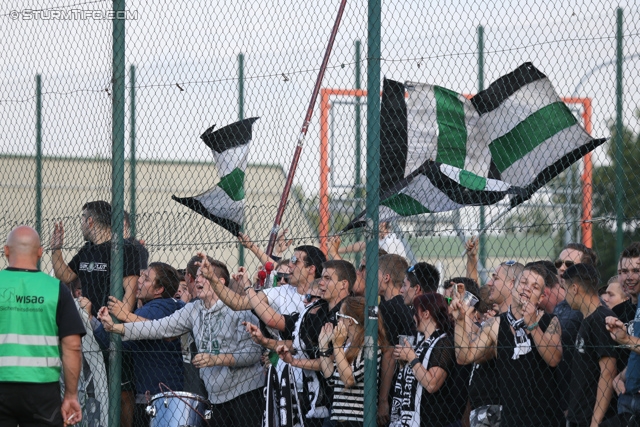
left=109, top=1, right=126, bottom=425
left=364, top=0, right=381, bottom=425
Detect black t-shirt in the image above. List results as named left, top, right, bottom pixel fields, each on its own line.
left=68, top=240, right=146, bottom=315
left=379, top=295, right=416, bottom=347
left=496, top=312, right=564, bottom=427
left=420, top=334, right=457, bottom=427
left=567, top=305, right=618, bottom=424
left=613, top=299, right=636, bottom=324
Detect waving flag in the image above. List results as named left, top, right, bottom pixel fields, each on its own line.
left=172, top=117, right=259, bottom=236
left=343, top=63, right=606, bottom=230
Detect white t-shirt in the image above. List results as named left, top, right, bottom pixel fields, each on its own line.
left=262, top=285, right=306, bottom=338
left=379, top=232, right=407, bottom=259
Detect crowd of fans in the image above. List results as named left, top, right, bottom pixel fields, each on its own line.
left=40, top=200, right=640, bottom=427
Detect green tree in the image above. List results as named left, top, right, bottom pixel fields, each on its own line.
left=592, top=113, right=640, bottom=281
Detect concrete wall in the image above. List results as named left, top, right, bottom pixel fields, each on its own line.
left=0, top=155, right=318, bottom=274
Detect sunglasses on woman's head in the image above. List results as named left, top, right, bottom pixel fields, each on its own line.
left=336, top=312, right=359, bottom=324
left=554, top=259, right=575, bottom=269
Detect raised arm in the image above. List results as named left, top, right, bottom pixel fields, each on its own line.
left=464, top=236, right=480, bottom=284
left=606, top=316, right=640, bottom=353
left=524, top=303, right=562, bottom=367
left=238, top=232, right=277, bottom=266
left=327, top=235, right=343, bottom=261
left=198, top=252, right=253, bottom=311
left=452, top=300, right=498, bottom=365
left=50, top=222, right=78, bottom=283
left=338, top=241, right=366, bottom=255
left=246, top=287, right=286, bottom=331
left=107, top=296, right=147, bottom=323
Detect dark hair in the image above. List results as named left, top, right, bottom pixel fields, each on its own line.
left=562, top=263, right=600, bottom=294
left=526, top=260, right=559, bottom=287
left=412, top=293, right=454, bottom=336
left=621, top=242, right=640, bottom=261
left=564, top=242, right=598, bottom=265
left=149, top=262, right=181, bottom=298
left=295, top=245, right=327, bottom=279
left=276, top=258, right=290, bottom=269
left=445, top=277, right=480, bottom=298
left=186, top=255, right=229, bottom=286
left=82, top=201, right=112, bottom=228
left=379, top=254, right=409, bottom=288
left=322, top=260, right=357, bottom=288
left=522, top=263, right=557, bottom=289
left=406, top=262, right=440, bottom=293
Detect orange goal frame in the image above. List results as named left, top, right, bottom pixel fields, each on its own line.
left=318, top=88, right=594, bottom=253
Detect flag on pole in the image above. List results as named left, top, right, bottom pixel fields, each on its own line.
left=343, top=63, right=606, bottom=230
left=172, top=117, right=259, bottom=236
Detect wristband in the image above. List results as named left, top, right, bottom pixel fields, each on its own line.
left=526, top=322, right=539, bottom=331
left=409, top=358, right=421, bottom=369
left=319, top=349, right=332, bottom=357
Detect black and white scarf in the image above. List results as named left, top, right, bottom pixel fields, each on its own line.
left=263, top=362, right=305, bottom=427
left=389, top=329, right=447, bottom=427
left=506, top=306, right=532, bottom=359
left=291, top=300, right=330, bottom=420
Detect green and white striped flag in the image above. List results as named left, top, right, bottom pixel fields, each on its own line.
left=172, top=117, right=258, bottom=236
left=344, top=63, right=605, bottom=229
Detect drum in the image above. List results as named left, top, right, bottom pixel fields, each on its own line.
left=146, top=391, right=211, bottom=427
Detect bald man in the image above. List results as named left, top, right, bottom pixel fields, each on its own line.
left=0, top=226, right=86, bottom=427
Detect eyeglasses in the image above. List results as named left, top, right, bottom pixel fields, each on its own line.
left=336, top=313, right=359, bottom=324
left=304, top=294, right=320, bottom=303
left=276, top=273, right=290, bottom=283
left=407, top=265, right=416, bottom=273
left=290, top=255, right=298, bottom=264
left=554, top=259, right=575, bottom=269
left=504, top=260, right=517, bottom=266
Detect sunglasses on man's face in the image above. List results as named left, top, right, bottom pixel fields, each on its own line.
left=276, top=273, right=290, bottom=283
left=554, top=259, right=575, bottom=269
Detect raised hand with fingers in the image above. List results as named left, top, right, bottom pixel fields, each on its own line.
left=243, top=321, right=265, bottom=345
left=606, top=316, right=630, bottom=344
left=97, top=306, right=114, bottom=332
left=50, top=221, right=65, bottom=250
left=107, top=296, right=130, bottom=321
left=274, top=228, right=293, bottom=256
left=276, top=344, right=294, bottom=364
left=465, top=236, right=479, bottom=257
left=319, top=323, right=334, bottom=349
left=77, top=297, right=92, bottom=318
left=195, top=252, right=218, bottom=283
left=393, top=337, right=416, bottom=363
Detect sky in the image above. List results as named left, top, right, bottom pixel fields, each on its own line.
left=1, top=0, right=640, bottom=200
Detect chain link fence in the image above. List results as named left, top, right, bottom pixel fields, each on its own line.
left=2, top=0, right=640, bottom=426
